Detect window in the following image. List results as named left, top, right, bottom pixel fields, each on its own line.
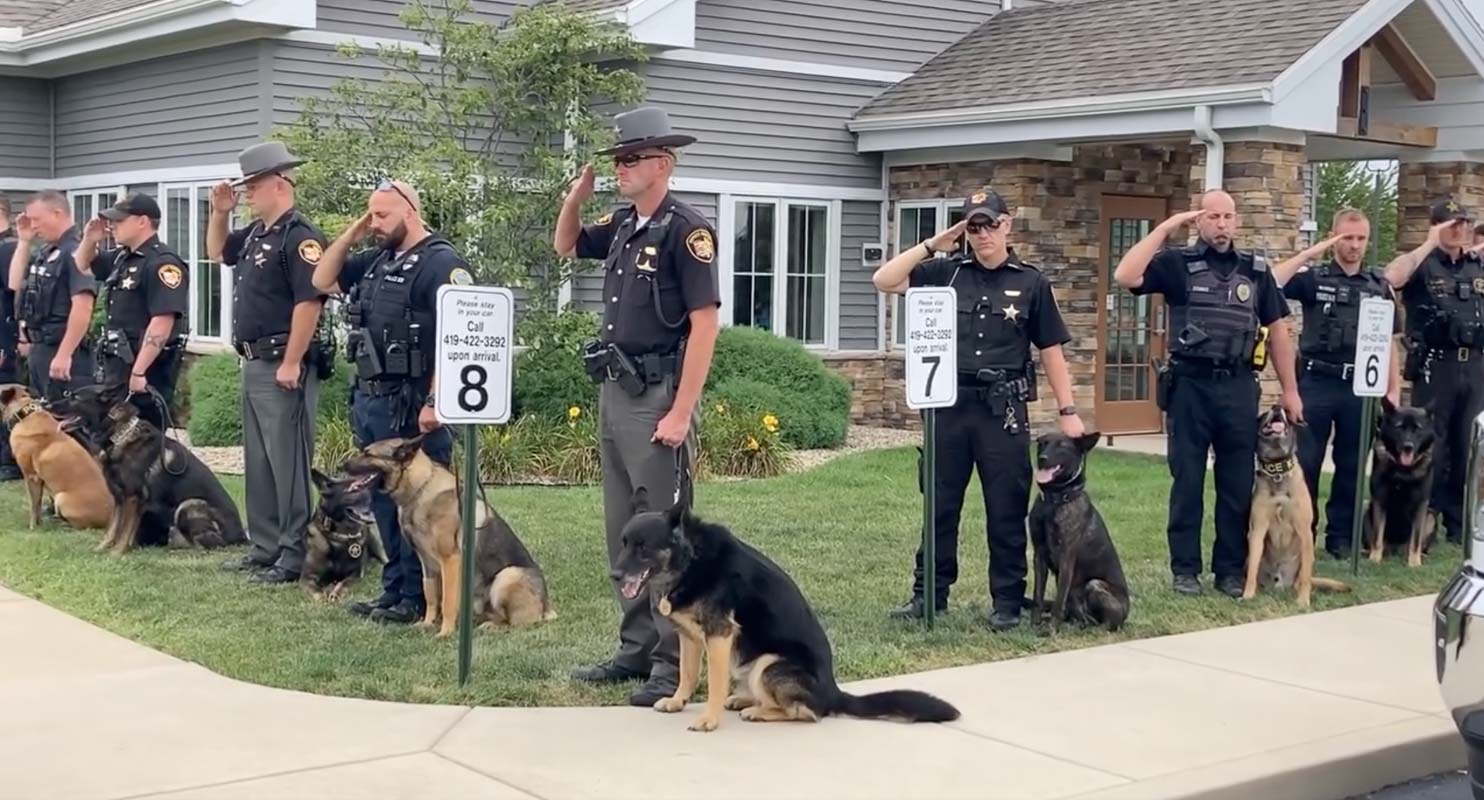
left=159, top=183, right=232, bottom=343
left=893, top=200, right=966, bottom=347
left=67, top=188, right=120, bottom=251
left=724, top=198, right=837, bottom=348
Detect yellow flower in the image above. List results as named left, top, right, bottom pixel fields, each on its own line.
left=714, top=402, right=727, bottom=414
left=762, top=414, right=779, bottom=433
left=501, top=431, right=511, bottom=443
left=745, top=436, right=760, bottom=451
left=568, top=405, right=582, bottom=420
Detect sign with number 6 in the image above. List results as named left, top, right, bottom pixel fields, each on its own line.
left=1352, top=296, right=1394, bottom=399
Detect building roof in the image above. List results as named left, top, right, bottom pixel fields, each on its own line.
left=0, top=0, right=164, bottom=33
left=537, top=0, right=631, bottom=14
left=855, top=0, right=1368, bottom=119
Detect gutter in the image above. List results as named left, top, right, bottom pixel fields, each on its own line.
left=1193, top=104, right=1224, bottom=191
left=0, top=0, right=225, bottom=53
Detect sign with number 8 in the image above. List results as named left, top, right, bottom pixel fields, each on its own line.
left=435, top=286, right=514, bottom=424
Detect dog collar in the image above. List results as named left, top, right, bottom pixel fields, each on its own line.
left=109, top=417, right=143, bottom=448
left=4, top=401, right=40, bottom=426
left=1257, top=457, right=1296, bottom=482
left=1038, top=463, right=1086, bottom=504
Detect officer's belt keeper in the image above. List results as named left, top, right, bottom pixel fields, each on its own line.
left=236, top=333, right=291, bottom=361
left=1302, top=358, right=1354, bottom=380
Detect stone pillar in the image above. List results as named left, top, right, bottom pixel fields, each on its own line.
left=1397, top=161, right=1484, bottom=250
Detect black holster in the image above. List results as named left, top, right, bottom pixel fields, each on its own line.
left=1155, top=359, right=1174, bottom=411
left=1403, top=338, right=1426, bottom=382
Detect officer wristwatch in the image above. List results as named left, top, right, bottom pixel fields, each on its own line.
left=1058, top=406, right=1077, bottom=417
left=424, top=393, right=436, bottom=408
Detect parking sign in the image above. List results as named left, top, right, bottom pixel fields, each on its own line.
left=434, top=285, right=514, bottom=424
left=905, top=287, right=958, bottom=410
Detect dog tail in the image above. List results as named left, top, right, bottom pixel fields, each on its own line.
left=1311, top=577, right=1352, bottom=593
left=834, top=689, right=960, bottom=723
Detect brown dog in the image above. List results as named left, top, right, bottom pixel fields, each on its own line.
left=1244, top=406, right=1351, bottom=608
left=0, top=384, right=113, bottom=530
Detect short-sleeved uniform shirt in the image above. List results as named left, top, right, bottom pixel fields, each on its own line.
left=1131, top=241, right=1290, bottom=327
left=574, top=194, right=720, bottom=356
left=337, top=235, right=472, bottom=312
left=0, top=233, right=16, bottom=353
left=91, top=235, right=190, bottom=343
left=909, top=248, right=1071, bottom=373
left=222, top=208, right=327, bottom=344
left=1398, top=247, right=1484, bottom=340
left=1283, top=262, right=1400, bottom=355
left=20, top=226, right=97, bottom=336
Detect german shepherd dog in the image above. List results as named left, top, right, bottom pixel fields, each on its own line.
left=0, top=384, right=113, bottom=529
left=1029, top=431, right=1130, bottom=632
left=302, top=469, right=389, bottom=602
left=341, top=435, right=554, bottom=637
left=612, top=491, right=960, bottom=733
left=47, top=381, right=245, bottom=554
left=1365, top=397, right=1438, bottom=567
left=1245, top=406, right=1351, bottom=607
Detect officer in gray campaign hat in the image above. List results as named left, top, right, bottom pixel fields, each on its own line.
left=552, top=107, right=720, bottom=707
left=207, top=141, right=330, bottom=586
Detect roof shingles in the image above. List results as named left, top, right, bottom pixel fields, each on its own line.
left=0, top=0, right=174, bottom=33
left=856, top=0, right=1368, bottom=118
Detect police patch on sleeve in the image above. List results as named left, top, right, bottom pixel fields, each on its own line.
left=449, top=267, right=474, bottom=286
left=685, top=229, right=715, bottom=264
left=157, top=264, right=184, bottom=290
left=298, top=239, right=323, bottom=265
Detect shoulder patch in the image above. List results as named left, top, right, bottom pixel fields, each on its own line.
left=686, top=228, right=715, bottom=264
left=157, top=263, right=184, bottom=290
left=449, top=267, right=474, bottom=286
left=297, top=239, right=323, bottom=265
left=595, top=212, right=614, bottom=226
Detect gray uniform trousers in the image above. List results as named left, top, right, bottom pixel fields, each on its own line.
left=598, top=374, right=699, bottom=685
left=241, top=357, right=319, bottom=573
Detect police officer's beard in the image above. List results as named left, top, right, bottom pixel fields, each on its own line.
left=379, top=223, right=408, bottom=252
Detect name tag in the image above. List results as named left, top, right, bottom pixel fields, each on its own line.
left=383, top=274, right=407, bottom=284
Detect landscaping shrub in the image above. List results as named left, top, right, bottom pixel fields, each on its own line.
left=513, top=309, right=599, bottom=421
left=314, top=417, right=358, bottom=474
left=697, top=399, right=789, bottom=479
left=705, top=326, right=851, bottom=449
left=186, top=353, right=353, bottom=447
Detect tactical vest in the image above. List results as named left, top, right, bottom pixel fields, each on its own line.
left=18, top=233, right=79, bottom=343
left=1409, top=250, right=1484, bottom=349
left=1168, top=248, right=1261, bottom=366
left=1299, top=265, right=1389, bottom=363
left=344, top=237, right=450, bottom=382
left=946, top=256, right=1033, bottom=373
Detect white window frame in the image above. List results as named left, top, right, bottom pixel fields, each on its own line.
left=66, top=187, right=123, bottom=251
left=717, top=194, right=841, bottom=351
left=157, top=182, right=233, bottom=348
left=891, top=198, right=966, bottom=348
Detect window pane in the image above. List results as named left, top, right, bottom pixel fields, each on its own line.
left=166, top=189, right=191, bottom=251
left=785, top=205, right=827, bottom=344
left=732, top=202, right=777, bottom=329
left=197, top=189, right=220, bottom=337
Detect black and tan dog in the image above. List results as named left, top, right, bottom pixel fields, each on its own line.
left=612, top=491, right=960, bottom=733
left=0, top=384, right=112, bottom=530
left=1029, top=431, right=1130, bottom=632
left=302, top=469, right=388, bottom=602
left=1245, top=406, right=1351, bottom=607
left=47, top=381, right=245, bottom=554
left=341, top=435, right=554, bottom=637
left=1365, top=397, right=1438, bottom=567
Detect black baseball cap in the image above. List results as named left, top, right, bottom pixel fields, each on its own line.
left=99, top=192, right=161, bottom=222
left=1429, top=198, right=1473, bottom=225
left=962, top=189, right=1010, bottom=221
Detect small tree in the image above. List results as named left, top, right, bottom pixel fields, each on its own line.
left=280, top=0, right=647, bottom=343
left=1315, top=160, right=1399, bottom=264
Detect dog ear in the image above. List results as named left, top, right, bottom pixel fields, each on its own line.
left=665, top=501, right=686, bottom=535
left=311, top=468, right=333, bottom=492
left=1381, top=395, right=1398, bottom=416
left=392, top=434, right=426, bottom=462
left=1075, top=432, right=1100, bottom=453
left=631, top=486, right=650, bottom=515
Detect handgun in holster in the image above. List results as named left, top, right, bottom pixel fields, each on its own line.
left=352, top=328, right=383, bottom=380
left=607, top=345, right=646, bottom=397
left=1154, top=358, right=1174, bottom=412
left=104, top=329, right=135, bottom=365
left=1403, top=337, right=1426, bottom=381
left=582, top=340, right=610, bottom=383
left=1023, top=359, right=1039, bottom=402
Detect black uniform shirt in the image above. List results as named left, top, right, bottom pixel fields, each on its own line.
left=575, top=194, right=720, bottom=356
left=338, top=234, right=472, bottom=308
left=0, top=232, right=16, bottom=353
left=20, top=226, right=96, bottom=331
left=91, top=235, right=190, bottom=341
left=1399, top=247, right=1484, bottom=310
left=222, top=208, right=327, bottom=343
left=1133, top=241, right=1290, bottom=326
left=910, top=248, right=1070, bottom=372
left=1284, top=262, right=1400, bottom=332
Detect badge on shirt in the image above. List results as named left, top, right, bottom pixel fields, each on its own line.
left=298, top=240, right=323, bottom=265
left=637, top=245, right=658, bottom=273
left=1473, top=278, right=1484, bottom=294
left=450, top=267, right=473, bottom=286
left=595, top=212, right=613, bottom=226
left=158, top=264, right=184, bottom=290
left=686, top=229, right=715, bottom=264
left=46, top=250, right=59, bottom=263
left=1003, top=289, right=1022, bottom=298
left=1236, top=283, right=1252, bottom=302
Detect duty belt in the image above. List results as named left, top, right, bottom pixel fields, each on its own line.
left=235, top=334, right=289, bottom=361
left=356, top=377, right=410, bottom=397
left=629, top=351, right=680, bottom=385
left=1302, top=359, right=1353, bottom=380
left=1170, top=357, right=1249, bottom=379
left=1429, top=346, right=1484, bottom=363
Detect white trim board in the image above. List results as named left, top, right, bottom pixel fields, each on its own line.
left=668, top=177, right=883, bottom=202
left=276, top=29, right=438, bottom=57
left=0, top=164, right=240, bottom=192
left=650, top=49, right=910, bottom=85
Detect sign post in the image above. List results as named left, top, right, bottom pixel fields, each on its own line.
left=904, top=287, right=957, bottom=628
left=433, top=285, right=514, bottom=685
left=1350, top=296, right=1395, bottom=576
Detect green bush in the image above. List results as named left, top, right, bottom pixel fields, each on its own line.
left=697, top=400, right=790, bottom=479
left=314, top=417, right=358, bottom=474
left=705, top=326, right=851, bottom=449
left=513, top=310, right=598, bottom=421
left=186, top=353, right=353, bottom=447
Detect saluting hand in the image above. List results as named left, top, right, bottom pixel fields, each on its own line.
left=349, top=211, right=373, bottom=240
left=82, top=217, right=108, bottom=242
left=210, top=182, right=238, bottom=214
left=925, top=220, right=968, bottom=254
left=1426, top=220, right=1456, bottom=246
left=567, top=164, right=596, bottom=205
left=15, top=213, right=34, bottom=243
left=1161, top=209, right=1204, bottom=231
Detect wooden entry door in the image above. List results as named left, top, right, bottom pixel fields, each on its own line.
left=1096, top=195, right=1169, bottom=434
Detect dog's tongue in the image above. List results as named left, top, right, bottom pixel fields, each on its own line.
left=1400, top=452, right=1416, bottom=467
left=619, top=569, right=649, bottom=600
left=1034, top=465, right=1061, bottom=484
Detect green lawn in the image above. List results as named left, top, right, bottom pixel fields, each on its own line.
left=0, top=445, right=1456, bottom=708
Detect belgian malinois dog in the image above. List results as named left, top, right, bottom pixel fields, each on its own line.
left=1365, top=397, right=1438, bottom=567
left=1245, top=406, right=1351, bottom=607
left=302, top=469, right=389, bottom=602
left=0, top=384, right=112, bottom=530
left=341, top=435, right=554, bottom=637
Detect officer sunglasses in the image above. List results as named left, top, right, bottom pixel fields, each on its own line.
left=966, top=218, right=1002, bottom=234
left=613, top=153, right=669, bottom=168
left=375, top=178, right=416, bottom=209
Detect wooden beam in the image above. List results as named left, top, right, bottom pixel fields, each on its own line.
left=1339, top=45, right=1372, bottom=119
left=1335, top=116, right=1438, bottom=147
left=1374, top=24, right=1436, bottom=101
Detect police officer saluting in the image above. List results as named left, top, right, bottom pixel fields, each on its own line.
left=208, top=142, right=329, bottom=585
left=312, top=179, right=473, bottom=625
left=74, top=193, right=189, bottom=426
left=1271, top=209, right=1401, bottom=559
left=7, top=190, right=97, bottom=401
left=1114, top=190, right=1300, bottom=598
left=1384, top=199, right=1484, bottom=545
left=553, top=107, right=721, bottom=706
left=872, top=189, right=1083, bottom=631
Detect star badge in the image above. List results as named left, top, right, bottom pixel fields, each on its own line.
left=120, top=277, right=137, bottom=290
left=1002, top=303, right=1021, bottom=323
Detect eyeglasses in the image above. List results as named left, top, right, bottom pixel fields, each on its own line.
left=966, top=219, right=1002, bottom=234
left=375, top=178, right=416, bottom=210
left=613, top=153, right=669, bottom=168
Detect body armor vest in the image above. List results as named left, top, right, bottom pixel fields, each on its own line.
left=945, top=257, right=1033, bottom=373
left=344, top=237, right=449, bottom=382
left=1168, top=248, right=1261, bottom=365
left=19, top=235, right=77, bottom=343
left=1409, top=251, right=1484, bottom=349
left=1299, top=265, right=1389, bottom=363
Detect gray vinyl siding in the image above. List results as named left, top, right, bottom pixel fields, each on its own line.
left=570, top=191, right=718, bottom=312
left=52, top=43, right=262, bottom=177
left=838, top=200, right=882, bottom=350
left=0, top=78, right=51, bottom=179
left=693, top=0, right=1005, bottom=72
left=314, top=0, right=526, bottom=38
left=643, top=60, right=884, bottom=189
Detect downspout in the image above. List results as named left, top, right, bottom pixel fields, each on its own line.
left=1193, top=104, right=1223, bottom=191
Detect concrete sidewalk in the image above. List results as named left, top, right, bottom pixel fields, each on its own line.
left=1104, top=433, right=1342, bottom=474
left=0, top=583, right=1462, bottom=800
